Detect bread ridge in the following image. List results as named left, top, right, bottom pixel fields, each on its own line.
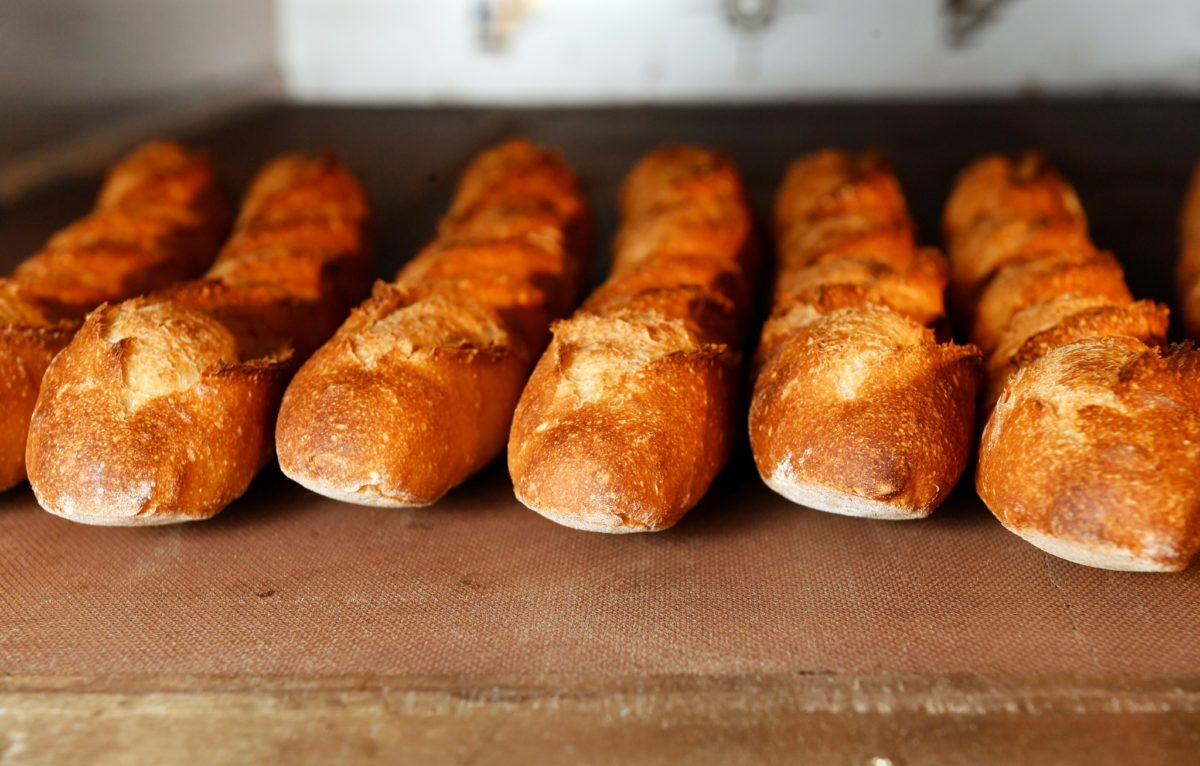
left=946, top=152, right=1196, bottom=571
left=26, top=152, right=371, bottom=524
left=508, top=145, right=756, bottom=533
left=275, top=138, right=592, bottom=507
left=749, top=149, right=982, bottom=520
left=1, top=140, right=229, bottom=492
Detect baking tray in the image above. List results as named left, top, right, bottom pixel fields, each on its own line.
left=2, top=102, right=1198, bottom=764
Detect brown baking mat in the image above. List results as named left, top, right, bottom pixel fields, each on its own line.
left=2, top=452, right=1197, bottom=680
left=2, top=102, right=1199, bottom=686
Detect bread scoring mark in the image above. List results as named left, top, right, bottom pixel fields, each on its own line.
left=105, top=301, right=238, bottom=410
left=554, top=311, right=705, bottom=404
left=348, top=292, right=511, bottom=368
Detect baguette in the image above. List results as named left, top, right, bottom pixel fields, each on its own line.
left=508, top=146, right=756, bottom=533
left=26, top=153, right=371, bottom=525
left=1179, top=162, right=1200, bottom=338
left=275, top=139, right=590, bottom=506
left=748, top=150, right=981, bottom=520
left=0, top=140, right=229, bottom=491
left=946, top=153, right=1196, bottom=571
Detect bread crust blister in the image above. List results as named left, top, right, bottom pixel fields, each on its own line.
left=749, top=149, right=982, bottom=520
left=508, top=146, right=756, bottom=532
left=1, top=141, right=229, bottom=491
left=27, top=153, right=371, bottom=524
left=947, top=153, right=1197, bottom=571
left=275, top=139, right=591, bottom=507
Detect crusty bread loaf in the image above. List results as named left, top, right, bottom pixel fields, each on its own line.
left=748, top=150, right=981, bottom=520
left=946, top=153, right=1194, bottom=571
left=0, top=140, right=229, bottom=491
left=979, top=336, right=1200, bottom=571
left=1178, top=162, right=1200, bottom=338
left=275, top=139, right=590, bottom=507
left=508, top=146, right=755, bottom=533
left=26, top=153, right=370, bottom=525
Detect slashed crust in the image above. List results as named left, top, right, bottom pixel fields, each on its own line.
left=749, top=149, right=981, bottom=519
left=276, top=139, right=591, bottom=507
left=509, top=146, right=755, bottom=532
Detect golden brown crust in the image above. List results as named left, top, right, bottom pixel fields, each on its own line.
left=979, top=338, right=1200, bottom=571
left=27, top=302, right=291, bottom=524
left=972, top=250, right=1131, bottom=354
left=748, top=149, right=981, bottom=519
left=27, top=153, right=370, bottom=524
left=276, top=139, right=590, bottom=507
left=1, top=140, right=228, bottom=492
left=946, top=153, right=1193, bottom=570
left=508, top=146, right=755, bottom=532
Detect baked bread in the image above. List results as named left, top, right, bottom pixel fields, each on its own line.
left=26, top=153, right=370, bottom=525
left=0, top=140, right=228, bottom=491
left=1178, top=162, right=1200, bottom=338
left=946, top=153, right=1192, bottom=571
left=748, top=150, right=981, bottom=520
left=508, top=146, right=756, bottom=533
left=275, top=139, right=590, bottom=506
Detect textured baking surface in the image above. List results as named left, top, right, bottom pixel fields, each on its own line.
left=2, top=102, right=1199, bottom=762
left=2, top=457, right=1200, bottom=679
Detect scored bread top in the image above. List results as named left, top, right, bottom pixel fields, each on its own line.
left=947, top=152, right=1195, bottom=570
left=26, top=152, right=372, bottom=523
left=944, top=153, right=1171, bottom=412
left=8, top=140, right=230, bottom=320
left=274, top=138, right=592, bottom=508
left=508, top=145, right=756, bottom=532
left=749, top=149, right=980, bottom=519
left=1, top=139, right=229, bottom=493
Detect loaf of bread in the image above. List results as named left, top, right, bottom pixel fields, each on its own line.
left=508, top=146, right=756, bottom=533
left=275, top=139, right=590, bottom=506
left=1178, top=162, right=1200, bottom=338
left=946, top=153, right=1196, bottom=571
left=26, top=153, right=371, bottom=525
left=0, top=140, right=229, bottom=491
left=749, top=150, right=981, bottom=520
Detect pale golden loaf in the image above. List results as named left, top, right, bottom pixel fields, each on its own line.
left=749, top=149, right=981, bottom=520
left=0, top=140, right=228, bottom=491
left=26, top=153, right=370, bottom=525
left=508, top=146, right=756, bottom=533
left=275, top=139, right=590, bottom=507
left=946, top=153, right=1194, bottom=571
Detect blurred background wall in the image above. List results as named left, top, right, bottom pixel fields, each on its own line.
left=280, top=0, right=1200, bottom=103
left=2, top=0, right=1199, bottom=197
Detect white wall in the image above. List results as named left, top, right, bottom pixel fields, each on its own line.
left=0, top=0, right=278, bottom=200
left=1, top=0, right=277, bottom=109
left=279, top=0, right=1200, bottom=103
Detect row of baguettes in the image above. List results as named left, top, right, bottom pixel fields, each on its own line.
left=508, top=146, right=757, bottom=532
left=749, top=151, right=981, bottom=520
left=12, top=139, right=1200, bottom=572
left=276, top=139, right=592, bottom=506
left=27, top=153, right=372, bottom=525
left=946, top=154, right=1199, bottom=572
left=0, top=141, right=230, bottom=491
